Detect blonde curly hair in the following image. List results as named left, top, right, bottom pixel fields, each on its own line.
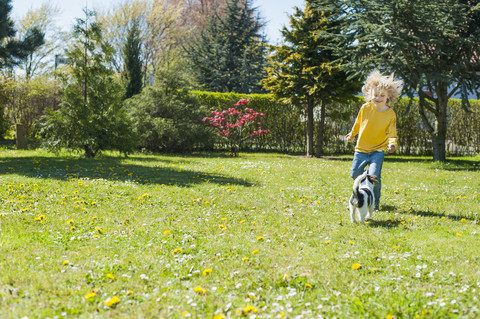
left=362, top=70, right=404, bottom=106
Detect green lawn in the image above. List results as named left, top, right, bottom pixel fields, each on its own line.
left=1, top=149, right=479, bottom=318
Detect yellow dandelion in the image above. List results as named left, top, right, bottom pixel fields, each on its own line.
left=213, top=314, right=224, bottom=319
left=252, top=249, right=259, bottom=255
left=351, top=263, right=362, bottom=270
left=84, top=292, right=96, bottom=299
left=257, top=236, right=264, bottom=241
left=280, top=188, right=284, bottom=191
left=325, top=240, right=331, bottom=244
left=172, top=248, right=182, bottom=255
left=67, top=220, right=74, bottom=225
left=104, top=296, right=120, bottom=307
left=242, top=305, right=258, bottom=314
left=70, top=226, right=76, bottom=231
left=163, top=230, right=171, bottom=235
left=95, top=227, right=103, bottom=234
left=371, top=267, right=379, bottom=272
left=460, top=218, right=467, bottom=223
left=193, top=286, right=207, bottom=294
left=456, top=233, right=462, bottom=237
left=305, top=283, right=312, bottom=288
left=202, top=268, right=212, bottom=276
left=283, top=273, right=289, bottom=280
left=106, top=273, right=115, bottom=280
left=242, top=257, right=249, bottom=261
left=63, top=260, right=69, bottom=265
left=182, top=311, right=190, bottom=317
left=349, top=240, right=354, bottom=245
left=93, top=234, right=99, bottom=239
left=281, top=242, right=286, bottom=246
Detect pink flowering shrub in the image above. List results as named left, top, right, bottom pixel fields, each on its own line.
left=202, top=99, right=269, bottom=156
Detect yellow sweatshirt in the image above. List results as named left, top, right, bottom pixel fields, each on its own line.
left=350, top=102, right=398, bottom=153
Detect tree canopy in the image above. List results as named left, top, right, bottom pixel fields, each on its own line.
left=187, top=0, right=268, bottom=93
left=329, top=0, right=480, bottom=161
left=0, top=0, right=45, bottom=72
left=264, top=0, right=360, bottom=156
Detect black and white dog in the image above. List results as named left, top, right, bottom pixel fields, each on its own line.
left=349, top=170, right=379, bottom=223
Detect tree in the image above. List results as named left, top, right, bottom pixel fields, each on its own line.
left=41, top=9, right=137, bottom=157
left=123, top=19, right=143, bottom=99
left=16, top=2, right=64, bottom=78
left=264, top=1, right=360, bottom=157
left=336, top=0, right=480, bottom=161
left=0, top=0, right=44, bottom=72
left=126, top=67, right=214, bottom=152
left=187, top=0, right=268, bottom=93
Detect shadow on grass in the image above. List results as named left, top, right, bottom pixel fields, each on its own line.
left=0, top=155, right=253, bottom=187
left=374, top=204, right=477, bottom=223
left=367, top=219, right=403, bottom=228
left=322, top=155, right=480, bottom=171
left=395, top=208, right=477, bottom=222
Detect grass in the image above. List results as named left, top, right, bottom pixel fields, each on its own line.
left=0, top=149, right=479, bottom=318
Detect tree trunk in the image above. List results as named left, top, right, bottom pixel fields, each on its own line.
left=84, top=145, right=96, bottom=158
left=418, top=83, right=448, bottom=162
left=306, top=99, right=314, bottom=157
left=16, top=123, right=28, bottom=150
left=433, top=88, right=448, bottom=161
left=315, top=99, right=326, bottom=158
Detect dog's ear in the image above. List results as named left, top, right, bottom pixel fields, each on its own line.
left=367, top=175, right=379, bottom=183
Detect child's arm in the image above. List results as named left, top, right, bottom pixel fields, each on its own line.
left=346, top=105, right=364, bottom=142
left=387, top=115, right=398, bottom=153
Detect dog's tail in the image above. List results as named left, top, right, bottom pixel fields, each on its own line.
left=352, top=170, right=369, bottom=197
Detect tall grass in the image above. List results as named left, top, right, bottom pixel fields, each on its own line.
left=0, top=149, right=479, bottom=318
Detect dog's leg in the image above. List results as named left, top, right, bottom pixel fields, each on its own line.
left=359, top=206, right=368, bottom=224
left=367, top=205, right=374, bottom=220
left=349, top=203, right=357, bottom=223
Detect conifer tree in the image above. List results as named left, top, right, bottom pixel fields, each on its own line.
left=264, top=0, right=360, bottom=157
left=0, top=0, right=44, bottom=71
left=123, top=19, right=143, bottom=99
left=187, top=0, right=267, bottom=93
left=41, top=9, right=137, bottom=157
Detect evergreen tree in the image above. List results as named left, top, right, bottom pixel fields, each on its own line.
left=335, top=0, right=480, bottom=161
left=41, top=9, right=137, bottom=157
left=123, top=19, right=143, bottom=99
left=187, top=0, right=267, bottom=93
left=264, top=0, right=360, bottom=157
left=0, top=0, right=44, bottom=71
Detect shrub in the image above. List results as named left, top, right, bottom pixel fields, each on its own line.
left=127, top=71, right=214, bottom=152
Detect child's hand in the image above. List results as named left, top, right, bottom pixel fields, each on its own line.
left=345, top=133, right=355, bottom=142
left=387, top=145, right=396, bottom=154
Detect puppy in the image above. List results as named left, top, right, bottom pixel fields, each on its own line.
left=349, top=170, right=379, bottom=223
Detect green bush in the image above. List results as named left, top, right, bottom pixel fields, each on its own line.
left=127, top=73, right=214, bottom=152
left=193, top=91, right=480, bottom=156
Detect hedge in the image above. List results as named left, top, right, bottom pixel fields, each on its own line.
left=193, top=90, right=480, bottom=156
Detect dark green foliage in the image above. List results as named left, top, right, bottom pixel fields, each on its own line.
left=0, top=0, right=44, bottom=70
left=264, top=0, right=361, bottom=156
left=123, top=20, right=143, bottom=99
left=186, top=0, right=268, bottom=93
left=41, top=9, right=137, bottom=157
left=126, top=69, right=214, bottom=152
left=332, top=0, right=480, bottom=160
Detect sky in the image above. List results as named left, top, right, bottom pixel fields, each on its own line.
left=11, top=0, right=304, bottom=44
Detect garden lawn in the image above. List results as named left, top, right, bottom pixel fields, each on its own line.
left=0, top=149, right=479, bottom=318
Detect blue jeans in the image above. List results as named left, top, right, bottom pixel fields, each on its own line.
left=350, top=151, right=385, bottom=207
